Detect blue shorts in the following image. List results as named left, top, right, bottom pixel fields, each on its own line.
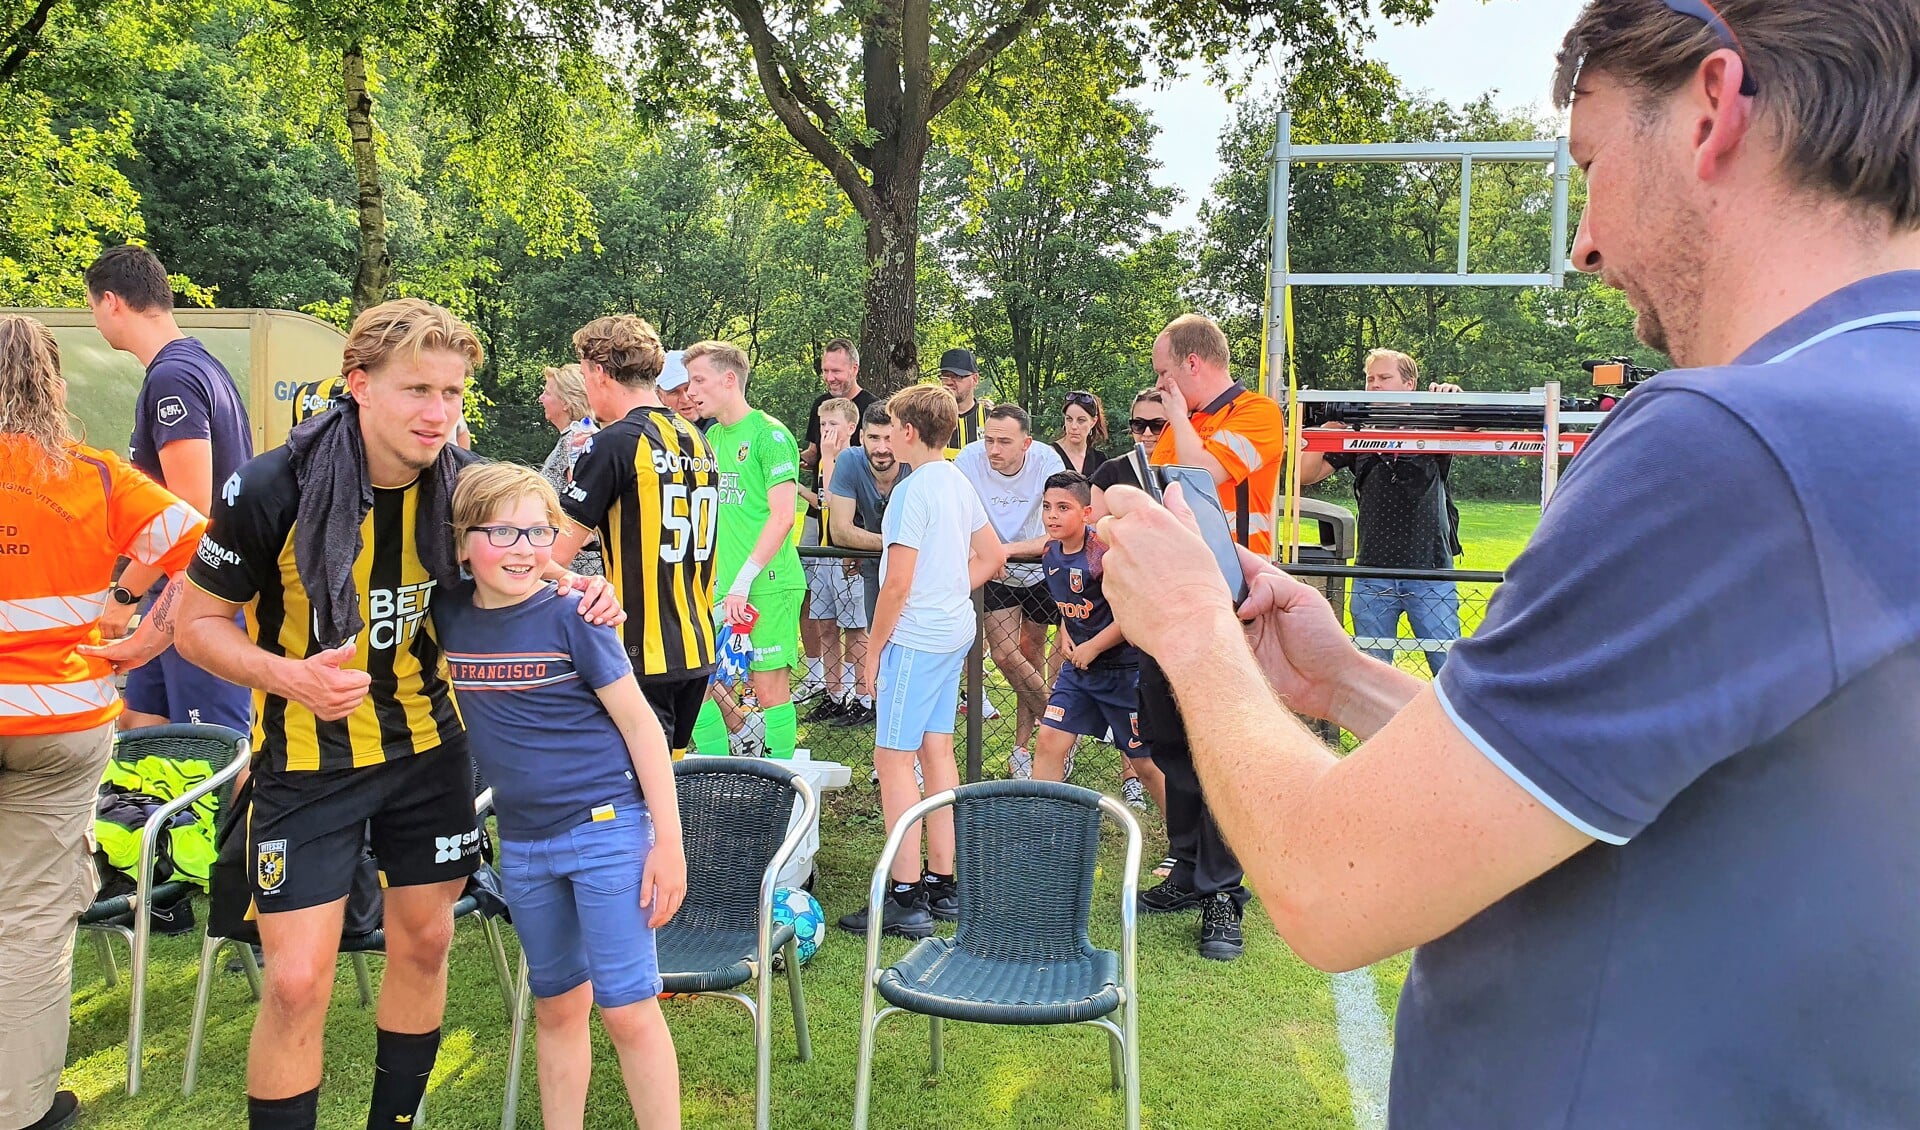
left=498, top=805, right=662, bottom=1007
left=123, top=610, right=252, bottom=730
left=1042, top=665, right=1146, bottom=758
left=875, top=641, right=968, bottom=752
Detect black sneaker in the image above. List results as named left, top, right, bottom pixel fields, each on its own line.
left=837, top=888, right=935, bottom=939
left=1197, top=893, right=1244, bottom=962
left=922, top=875, right=959, bottom=920
left=804, top=697, right=848, bottom=723
left=1138, top=876, right=1205, bottom=914
left=23, top=1090, right=79, bottom=1130
left=832, top=701, right=876, bottom=728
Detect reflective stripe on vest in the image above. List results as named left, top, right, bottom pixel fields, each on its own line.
left=0, top=677, right=119, bottom=718
left=0, top=590, right=110, bottom=632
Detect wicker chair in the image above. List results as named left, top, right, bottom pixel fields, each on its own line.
left=75, top=723, right=249, bottom=1095
left=853, top=779, right=1142, bottom=1130
left=500, top=756, right=817, bottom=1130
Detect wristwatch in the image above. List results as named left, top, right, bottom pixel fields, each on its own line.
left=109, top=585, right=141, bottom=606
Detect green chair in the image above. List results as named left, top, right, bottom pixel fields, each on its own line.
left=76, top=723, right=249, bottom=1096
left=853, top=779, right=1142, bottom=1130
left=500, top=756, right=818, bottom=1130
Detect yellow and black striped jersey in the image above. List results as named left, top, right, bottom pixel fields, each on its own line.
left=290, top=376, right=349, bottom=426
left=185, top=447, right=464, bottom=772
left=943, top=398, right=991, bottom=460
left=561, top=405, right=719, bottom=679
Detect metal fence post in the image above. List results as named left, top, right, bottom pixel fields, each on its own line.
left=965, top=587, right=985, bottom=783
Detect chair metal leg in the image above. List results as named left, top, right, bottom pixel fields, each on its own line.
left=501, top=951, right=530, bottom=1130
left=755, top=957, right=773, bottom=1130
left=184, top=933, right=227, bottom=1096
left=928, top=1016, right=944, bottom=1075
left=128, top=911, right=153, bottom=1094
left=239, top=941, right=263, bottom=1000
left=91, top=930, right=120, bottom=987
left=782, top=938, right=811, bottom=1062
left=1107, top=1023, right=1124, bottom=1092
left=481, top=915, right=515, bottom=1016
left=352, top=951, right=374, bottom=1007
left=1123, top=995, right=1141, bottom=1130
left=853, top=988, right=882, bottom=1130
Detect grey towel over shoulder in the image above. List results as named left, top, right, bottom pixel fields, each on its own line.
left=283, top=395, right=479, bottom=649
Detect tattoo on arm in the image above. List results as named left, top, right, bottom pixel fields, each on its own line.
left=146, top=578, right=184, bottom=638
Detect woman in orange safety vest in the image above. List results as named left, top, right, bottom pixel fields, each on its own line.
left=0, top=313, right=206, bottom=1130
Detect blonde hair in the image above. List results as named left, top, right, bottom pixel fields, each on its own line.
left=0, top=314, right=75, bottom=475
left=817, top=397, right=859, bottom=426
left=683, top=339, right=751, bottom=390
left=573, top=315, right=663, bottom=387
left=342, top=298, right=484, bottom=379
left=1365, top=348, right=1420, bottom=385
left=1160, top=313, right=1232, bottom=369
left=451, top=463, right=564, bottom=562
left=542, top=363, right=591, bottom=421
left=888, top=385, right=959, bottom=450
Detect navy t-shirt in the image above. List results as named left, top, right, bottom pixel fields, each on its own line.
left=129, top=337, right=254, bottom=489
left=433, top=583, right=644, bottom=841
left=1395, top=272, right=1920, bottom=1127
left=1042, top=533, right=1137, bottom=669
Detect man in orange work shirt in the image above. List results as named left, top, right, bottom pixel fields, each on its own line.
left=0, top=314, right=206, bottom=1130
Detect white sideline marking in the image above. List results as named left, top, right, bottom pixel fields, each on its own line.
left=1331, top=967, right=1394, bottom=1130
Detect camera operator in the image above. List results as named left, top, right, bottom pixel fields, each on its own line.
left=1294, top=349, right=1463, bottom=674
left=1097, top=1, right=1920, bottom=1124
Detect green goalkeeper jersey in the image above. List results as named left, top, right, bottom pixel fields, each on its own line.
left=709, top=408, right=806, bottom=595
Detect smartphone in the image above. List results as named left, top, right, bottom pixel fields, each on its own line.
left=1129, top=443, right=1249, bottom=606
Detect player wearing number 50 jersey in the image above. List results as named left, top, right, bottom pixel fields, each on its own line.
left=557, top=315, right=718, bottom=754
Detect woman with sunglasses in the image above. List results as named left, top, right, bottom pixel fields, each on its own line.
left=1050, top=390, right=1111, bottom=477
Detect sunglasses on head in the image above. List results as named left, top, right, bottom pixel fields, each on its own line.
left=1065, top=390, right=1097, bottom=410
left=1128, top=417, right=1168, bottom=434
left=1661, top=0, right=1758, bottom=95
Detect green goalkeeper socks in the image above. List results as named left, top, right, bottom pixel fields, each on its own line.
left=692, top=699, right=730, bottom=757
left=764, top=702, right=797, bottom=760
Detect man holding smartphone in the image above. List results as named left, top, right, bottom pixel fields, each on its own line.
left=1092, top=314, right=1287, bottom=960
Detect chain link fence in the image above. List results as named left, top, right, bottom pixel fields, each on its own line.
left=729, top=550, right=1504, bottom=783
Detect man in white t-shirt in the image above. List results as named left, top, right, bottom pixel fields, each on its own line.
left=839, top=386, right=1006, bottom=939
left=954, top=404, right=1064, bottom=774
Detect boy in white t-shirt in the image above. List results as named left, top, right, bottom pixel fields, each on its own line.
left=838, top=385, right=1006, bottom=938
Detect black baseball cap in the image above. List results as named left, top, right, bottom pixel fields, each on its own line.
left=938, top=348, right=978, bottom=375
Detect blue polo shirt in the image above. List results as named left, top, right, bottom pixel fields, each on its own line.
left=1395, top=272, right=1920, bottom=1126
left=129, top=337, right=253, bottom=488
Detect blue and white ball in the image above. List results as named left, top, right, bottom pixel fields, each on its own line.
left=771, top=887, right=825, bottom=969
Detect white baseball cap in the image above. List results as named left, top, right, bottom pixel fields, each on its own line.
left=657, top=349, right=689, bottom=391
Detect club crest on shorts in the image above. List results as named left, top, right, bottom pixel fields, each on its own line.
left=1129, top=711, right=1139, bottom=737
left=1045, top=704, right=1066, bottom=721
left=1069, top=568, right=1084, bottom=593
left=256, top=839, right=288, bottom=893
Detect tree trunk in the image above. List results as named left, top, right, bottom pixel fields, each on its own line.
left=860, top=197, right=921, bottom=395
left=343, top=43, right=391, bottom=316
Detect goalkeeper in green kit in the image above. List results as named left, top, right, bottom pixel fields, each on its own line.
left=683, top=340, right=806, bottom=759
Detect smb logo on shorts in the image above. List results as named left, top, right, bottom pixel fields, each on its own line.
left=256, top=839, right=288, bottom=893
left=1069, top=568, right=1084, bottom=593
left=434, top=829, right=481, bottom=864
left=1044, top=705, right=1066, bottom=722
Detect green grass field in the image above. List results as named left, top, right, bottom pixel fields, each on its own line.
left=62, top=502, right=1540, bottom=1130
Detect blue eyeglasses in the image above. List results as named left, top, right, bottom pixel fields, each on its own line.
left=1662, top=0, right=1759, bottom=96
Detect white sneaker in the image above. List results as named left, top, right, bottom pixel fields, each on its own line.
left=1009, top=747, right=1033, bottom=779
left=981, top=695, right=1001, bottom=720
left=1122, top=777, right=1149, bottom=809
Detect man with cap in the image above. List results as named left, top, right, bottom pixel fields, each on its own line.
left=656, top=350, right=715, bottom=433
left=937, top=348, right=990, bottom=460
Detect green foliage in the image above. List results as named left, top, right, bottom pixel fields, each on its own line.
left=0, top=93, right=144, bottom=305
left=1197, top=69, right=1664, bottom=498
